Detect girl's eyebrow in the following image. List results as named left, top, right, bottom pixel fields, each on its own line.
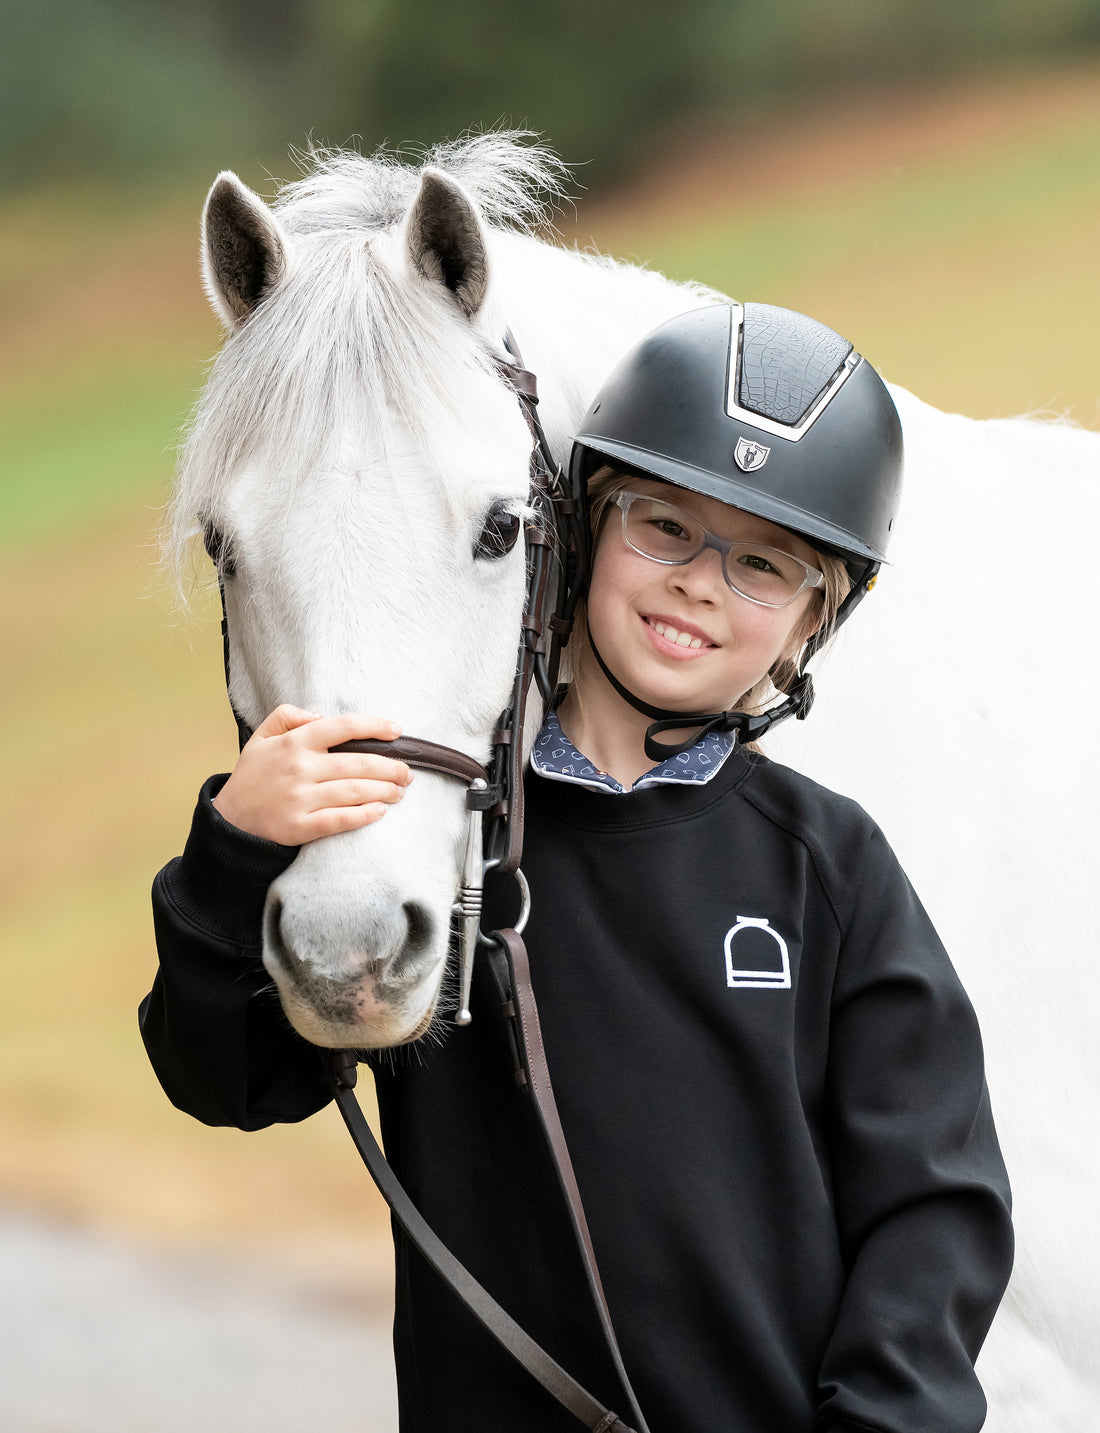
left=643, top=487, right=810, bottom=557
left=684, top=504, right=793, bottom=550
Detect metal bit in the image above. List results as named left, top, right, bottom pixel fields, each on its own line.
left=453, top=779, right=487, bottom=1025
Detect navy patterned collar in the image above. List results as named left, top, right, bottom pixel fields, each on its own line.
left=529, top=707, right=736, bottom=795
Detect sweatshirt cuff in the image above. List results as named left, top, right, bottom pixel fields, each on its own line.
left=161, top=773, right=301, bottom=946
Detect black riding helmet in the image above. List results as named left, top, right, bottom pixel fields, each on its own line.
left=569, top=302, right=904, bottom=754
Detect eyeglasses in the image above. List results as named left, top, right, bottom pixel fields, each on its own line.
left=614, top=491, right=824, bottom=609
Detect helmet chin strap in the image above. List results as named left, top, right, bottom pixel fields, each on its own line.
left=585, top=624, right=815, bottom=762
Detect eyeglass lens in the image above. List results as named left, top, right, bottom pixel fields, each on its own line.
left=622, top=495, right=812, bottom=605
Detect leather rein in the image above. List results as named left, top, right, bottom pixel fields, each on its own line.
left=213, top=337, right=648, bottom=1433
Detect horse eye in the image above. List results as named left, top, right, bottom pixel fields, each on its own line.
left=474, top=504, right=522, bottom=560
left=203, top=521, right=237, bottom=579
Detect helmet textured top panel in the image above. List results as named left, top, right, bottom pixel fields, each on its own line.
left=739, top=303, right=853, bottom=426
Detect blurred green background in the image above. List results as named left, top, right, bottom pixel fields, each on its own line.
left=2, top=1, right=1098, bottom=1275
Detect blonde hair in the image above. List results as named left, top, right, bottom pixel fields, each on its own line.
left=569, top=465, right=851, bottom=716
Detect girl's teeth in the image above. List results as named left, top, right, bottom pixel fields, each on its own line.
left=652, top=620, right=703, bottom=649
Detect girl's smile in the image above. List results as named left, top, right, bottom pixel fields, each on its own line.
left=640, top=612, right=720, bottom=656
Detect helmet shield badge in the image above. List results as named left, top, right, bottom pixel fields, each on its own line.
left=734, top=436, right=770, bottom=472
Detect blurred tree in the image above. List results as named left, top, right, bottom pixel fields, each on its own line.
left=352, top=0, right=707, bottom=178
left=0, top=0, right=269, bottom=190
left=1, top=0, right=1098, bottom=195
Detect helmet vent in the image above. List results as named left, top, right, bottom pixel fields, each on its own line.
left=738, top=302, right=853, bottom=427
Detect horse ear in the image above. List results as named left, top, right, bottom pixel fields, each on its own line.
left=201, top=172, right=288, bottom=330
left=404, top=168, right=489, bottom=318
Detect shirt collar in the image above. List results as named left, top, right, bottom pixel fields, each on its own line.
left=529, top=707, right=736, bottom=795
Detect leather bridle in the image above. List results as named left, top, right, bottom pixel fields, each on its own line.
left=327, top=341, right=586, bottom=1025
left=212, top=336, right=647, bottom=1433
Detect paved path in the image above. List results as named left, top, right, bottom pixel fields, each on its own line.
left=0, top=1212, right=398, bottom=1433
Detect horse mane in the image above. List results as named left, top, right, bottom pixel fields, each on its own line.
left=166, top=133, right=571, bottom=590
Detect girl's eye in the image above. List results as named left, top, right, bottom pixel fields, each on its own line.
left=203, top=522, right=237, bottom=579
left=652, top=518, right=690, bottom=541
left=739, top=552, right=779, bottom=575
left=474, top=504, right=522, bottom=560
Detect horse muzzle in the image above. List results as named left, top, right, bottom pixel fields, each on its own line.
left=262, top=877, right=449, bottom=1048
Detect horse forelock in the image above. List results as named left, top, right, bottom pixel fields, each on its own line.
left=273, top=130, right=571, bottom=237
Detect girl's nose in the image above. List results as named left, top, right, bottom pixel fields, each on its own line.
left=670, top=545, right=726, bottom=599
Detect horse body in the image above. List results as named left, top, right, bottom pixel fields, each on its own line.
left=175, top=136, right=1099, bottom=1428
left=770, top=393, right=1100, bottom=1427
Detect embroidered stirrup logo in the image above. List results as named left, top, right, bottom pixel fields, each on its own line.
left=724, top=916, right=791, bottom=989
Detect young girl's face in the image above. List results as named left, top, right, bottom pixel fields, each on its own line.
left=585, top=480, right=821, bottom=716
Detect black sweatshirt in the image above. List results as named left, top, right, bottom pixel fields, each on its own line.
left=140, top=746, right=1013, bottom=1433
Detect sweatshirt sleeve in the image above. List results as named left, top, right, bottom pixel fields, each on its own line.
left=139, top=775, right=333, bottom=1130
left=816, top=822, right=1013, bottom=1433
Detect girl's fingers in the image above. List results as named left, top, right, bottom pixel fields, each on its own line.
left=310, top=779, right=408, bottom=810
left=300, top=803, right=390, bottom=839
left=252, top=703, right=323, bottom=738
left=219, top=709, right=411, bottom=844
left=297, top=712, right=403, bottom=752
left=316, top=752, right=413, bottom=786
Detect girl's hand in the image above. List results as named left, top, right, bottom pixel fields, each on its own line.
left=211, top=705, right=413, bottom=845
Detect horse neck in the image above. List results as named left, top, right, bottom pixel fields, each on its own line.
left=484, top=231, right=717, bottom=463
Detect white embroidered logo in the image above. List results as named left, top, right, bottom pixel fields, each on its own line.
left=724, top=916, right=791, bottom=989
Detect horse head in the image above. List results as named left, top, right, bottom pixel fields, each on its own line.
left=179, top=152, right=542, bottom=1049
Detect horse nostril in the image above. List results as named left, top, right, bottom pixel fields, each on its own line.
left=264, top=896, right=299, bottom=977
left=402, top=902, right=433, bottom=959
left=378, top=901, right=435, bottom=984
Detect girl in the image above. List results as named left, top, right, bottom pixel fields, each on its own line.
left=141, top=302, right=1012, bottom=1433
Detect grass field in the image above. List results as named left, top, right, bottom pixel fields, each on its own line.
left=1, top=64, right=1097, bottom=1268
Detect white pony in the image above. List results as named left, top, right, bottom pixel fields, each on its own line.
left=173, top=134, right=1099, bottom=1430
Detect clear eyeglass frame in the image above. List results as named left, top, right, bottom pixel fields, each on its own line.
left=614, top=490, right=824, bottom=609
